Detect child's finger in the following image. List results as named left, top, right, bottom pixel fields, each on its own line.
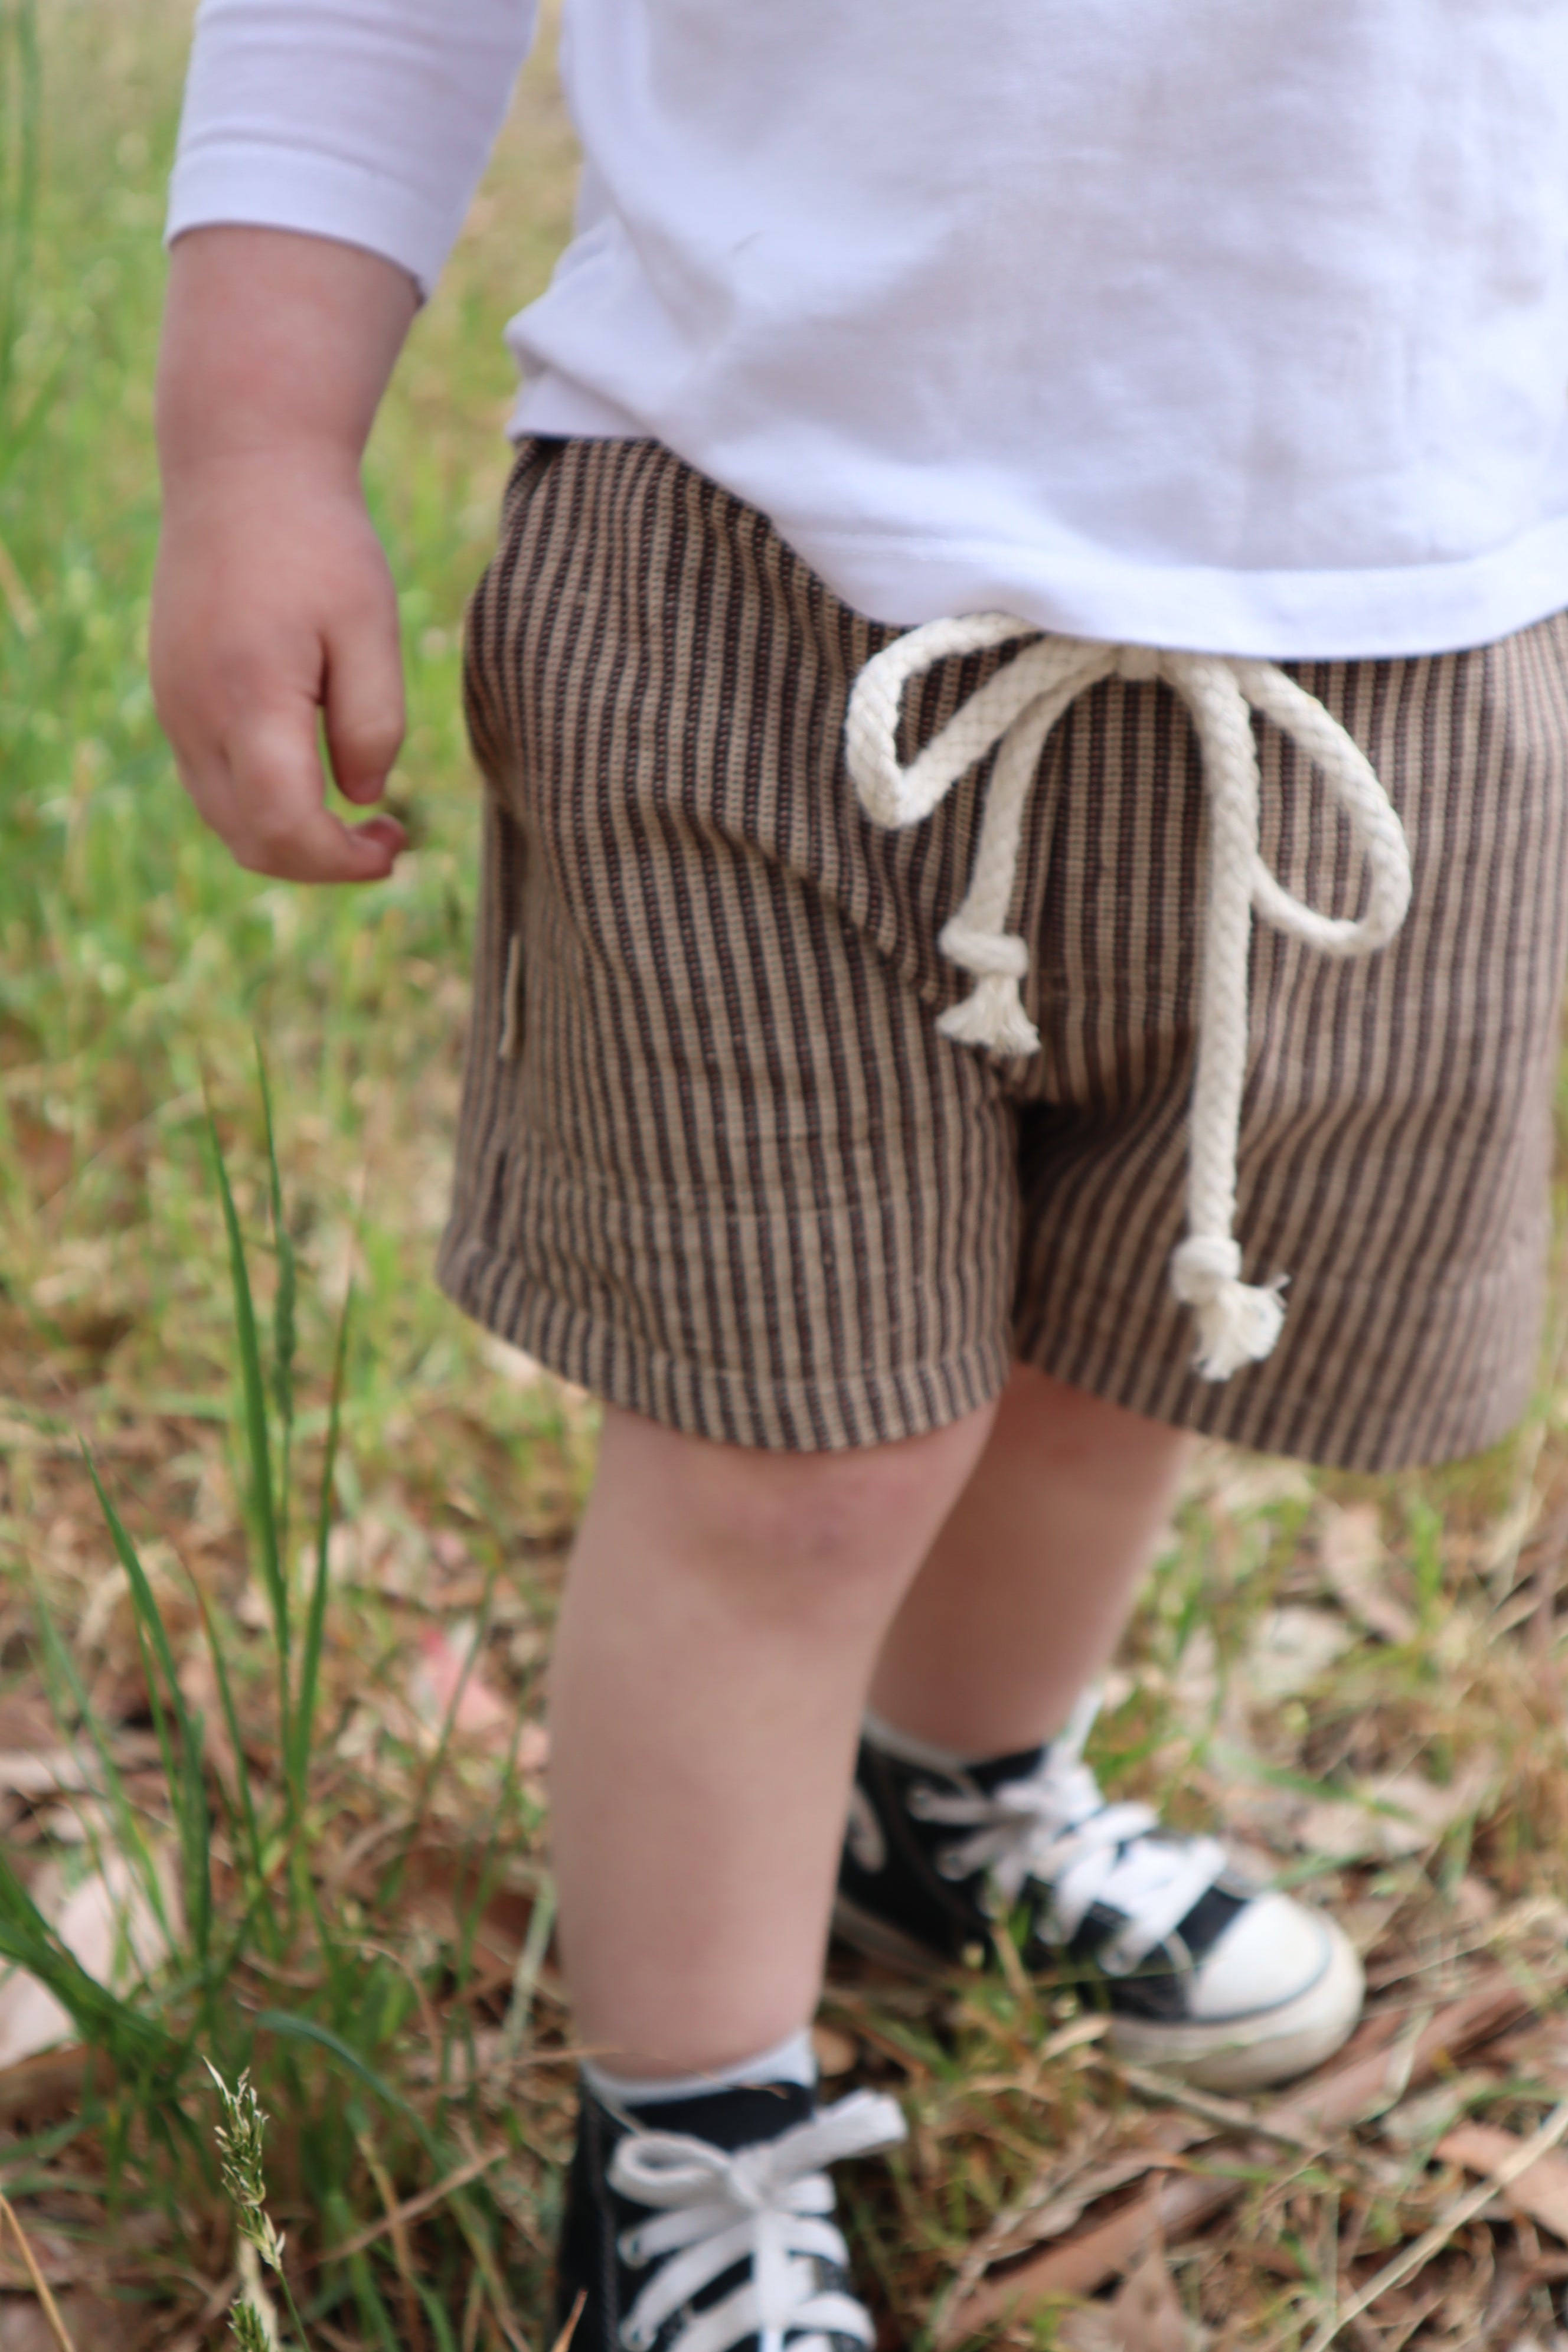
left=322, top=593, right=406, bottom=807
left=218, top=716, right=406, bottom=882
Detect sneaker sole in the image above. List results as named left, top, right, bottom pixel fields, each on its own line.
left=831, top=1895, right=1364, bottom=2093
left=1106, top=1917, right=1366, bottom=2093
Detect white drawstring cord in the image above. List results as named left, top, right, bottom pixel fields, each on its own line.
left=609, top=2090, right=906, bottom=2352
left=844, top=622, right=1413, bottom=1380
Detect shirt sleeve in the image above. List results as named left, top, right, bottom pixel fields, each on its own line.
left=165, top=0, right=540, bottom=299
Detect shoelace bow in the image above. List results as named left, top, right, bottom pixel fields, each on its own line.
left=844, top=623, right=1412, bottom=1381
left=609, top=2090, right=907, bottom=2352
left=909, top=1692, right=1227, bottom=1974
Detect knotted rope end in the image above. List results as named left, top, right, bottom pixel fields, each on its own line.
left=937, top=978, right=1040, bottom=1059
left=1170, top=1236, right=1287, bottom=1381
left=936, top=919, right=1039, bottom=1057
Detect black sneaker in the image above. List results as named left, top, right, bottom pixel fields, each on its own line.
left=556, top=2076, right=906, bottom=2352
left=834, top=1695, right=1363, bottom=2092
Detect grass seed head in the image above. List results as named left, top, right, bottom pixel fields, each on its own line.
left=230, top=2302, right=273, bottom=2352
left=207, top=2061, right=288, bottom=2271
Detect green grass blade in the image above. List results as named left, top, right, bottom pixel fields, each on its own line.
left=207, top=1096, right=292, bottom=1770
left=253, top=2009, right=423, bottom=2131
left=0, top=1845, right=173, bottom=2070
left=180, top=1563, right=266, bottom=1892
left=255, top=2008, right=524, bottom=2335
left=348, top=2247, right=403, bottom=2351
left=28, top=1572, right=174, bottom=1948
left=195, top=1870, right=293, bottom=2040
left=256, top=1040, right=296, bottom=1554
left=498, top=1873, right=555, bottom=2067
left=290, top=1281, right=351, bottom=1804
left=416, top=2280, right=460, bottom=2352
left=83, top=1450, right=213, bottom=1971
left=266, top=2000, right=525, bottom=2352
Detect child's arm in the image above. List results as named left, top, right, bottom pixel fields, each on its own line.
left=151, top=0, right=537, bottom=881
left=151, top=225, right=419, bottom=883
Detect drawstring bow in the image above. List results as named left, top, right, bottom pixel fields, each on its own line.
left=844, top=622, right=1412, bottom=1380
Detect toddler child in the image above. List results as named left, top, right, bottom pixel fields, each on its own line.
left=151, top=5, right=1568, bottom=2347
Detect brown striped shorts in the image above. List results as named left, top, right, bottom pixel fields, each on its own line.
left=437, top=437, right=1568, bottom=1469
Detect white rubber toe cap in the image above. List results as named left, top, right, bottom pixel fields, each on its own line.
left=1187, top=1889, right=1340, bottom=2022
left=1109, top=1893, right=1365, bottom=2093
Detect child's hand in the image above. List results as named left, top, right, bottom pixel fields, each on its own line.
left=153, top=450, right=410, bottom=881
left=151, top=227, right=420, bottom=884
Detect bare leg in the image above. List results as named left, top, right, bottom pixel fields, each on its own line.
left=548, top=1399, right=996, bottom=2079
left=868, top=1364, right=1195, bottom=1757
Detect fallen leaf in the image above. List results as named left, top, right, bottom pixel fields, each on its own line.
left=1168, top=1629, right=1221, bottom=1720
left=0, top=2291, right=122, bottom=2350
left=327, top=1511, right=434, bottom=1602
left=0, top=2050, right=87, bottom=2128
left=0, top=1975, right=71, bottom=2079
left=1319, top=1502, right=1416, bottom=1644
left=1439, top=2121, right=1568, bottom=2242
left=0, top=1852, right=178, bottom=2070
left=407, top=1624, right=513, bottom=1749
left=1491, top=2018, right=1568, bottom=2090
left=0, top=2217, right=89, bottom=2292
left=1381, top=2072, right=1497, bottom=2149
left=1245, top=1606, right=1354, bottom=1702
left=1453, top=1873, right=1501, bottom=1926
left=1296, top=1758, right=1496, bottom=1862
left=949, top=1977, right=1528, bottom=2328
left=1060, top=2245, right=1193, bottom=2352
left=1191, top=1459, right=1314, bottom=1516
left=0, top=1754, right=90, bottom=1802
left=351, top=1843, right=541, bottom=1988
left=0, top=1703, right=59, bottom=1754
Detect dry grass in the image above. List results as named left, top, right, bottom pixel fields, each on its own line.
left=5, top=1, right=1568, bottom=2346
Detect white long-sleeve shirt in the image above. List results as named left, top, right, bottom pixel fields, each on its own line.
left=168, top=0, right=1568, bottom=659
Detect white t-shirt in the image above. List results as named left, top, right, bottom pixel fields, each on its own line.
left=168, top=0, right=1568, bottom=658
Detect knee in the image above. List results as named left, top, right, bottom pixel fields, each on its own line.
left=598, top=1405, right=992, bottom=1618
left=704, top=1443, right=948, bottom=1574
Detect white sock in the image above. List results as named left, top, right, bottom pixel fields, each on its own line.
left=862, top=1710, right=1051, bottom=1773
left=861, top=1709, right=984, bottom=1772
left=583, top=2025, right=817, bottom=2109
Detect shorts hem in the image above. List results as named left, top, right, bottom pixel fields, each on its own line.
left=1014, top=1322, right=1536, bottom=1475
left=437, top=1231, right=1012, bottom=1453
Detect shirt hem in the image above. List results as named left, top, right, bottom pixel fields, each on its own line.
left=508, top=378, right=1568, bottom=661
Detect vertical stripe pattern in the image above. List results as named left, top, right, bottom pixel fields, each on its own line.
left=438, top=437, right=1568, bottom=1469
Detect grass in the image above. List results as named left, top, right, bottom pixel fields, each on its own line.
left=5, top=1, right=1568, bottom=2346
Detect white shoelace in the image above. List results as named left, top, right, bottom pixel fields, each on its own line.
left=907, top=1691, right=1228, bottom=1975
left=609, top=2090, right=907, bottom=2352
left=844, top=623, right=1412, bottom=1380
